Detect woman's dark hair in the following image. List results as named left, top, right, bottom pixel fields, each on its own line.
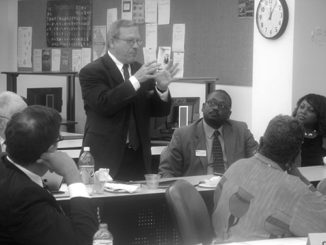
left=292, top=93, right=326, bottom=136
left=5, top=105, right=62, bottom=166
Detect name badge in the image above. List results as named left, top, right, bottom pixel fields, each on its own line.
left=195, top=150, right=207, bottom=157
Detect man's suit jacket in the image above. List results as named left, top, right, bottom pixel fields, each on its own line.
left=159, top=119, right=258, bottom=177
left=79, top=53, right=171, bottom=176
left=0, top=154, right=98, bottom=245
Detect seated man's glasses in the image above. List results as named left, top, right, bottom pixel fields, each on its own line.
left=115, top=37, right=143, bottom=46
left=206, top=100, right=229, bottom=110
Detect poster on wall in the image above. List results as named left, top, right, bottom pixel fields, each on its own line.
left=46, top=0, right=92, bottom=48
left=238, top=0, right=254, bottom=17
left=92, top=25, right=107, bottom=61
left=18, top=27, right=32, bottom=69
left=133, top=0, right=145, bottom=24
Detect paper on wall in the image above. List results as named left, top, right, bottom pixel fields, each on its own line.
left=172, top=24, right=185, bottom=52
left=121, top=0, right=132, bottom=20
left=93, top=25, right=107, bottom=61
left=107, top=8, right=118, bottom=30
left=143, top=47, right=156, bottom=64
left=81, top=48, right=91, bottom=69
left=145, top=0, right=157, bottom=23
left=33, top=49, right=42, bottom=72
left=133, top=0, right=145, bottom=24
left=173, top=51, right=184, bottom=78
left=158, top=0, right=170, bottom=25
left=145, top=23, right=158, bottom=49
left=72, top=49, right=82, bottom=72
left=18, top=27, right=32, bottom=68
left=51, top=49, right=61, bottom=72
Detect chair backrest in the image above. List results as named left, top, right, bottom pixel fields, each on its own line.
left=165, top=179, right=214, bottom=245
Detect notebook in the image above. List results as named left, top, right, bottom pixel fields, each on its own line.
left=42, top=170, right=64, bottom=194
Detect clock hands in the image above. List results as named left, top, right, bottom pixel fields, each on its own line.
left=269, top=0, right=277, bottom=20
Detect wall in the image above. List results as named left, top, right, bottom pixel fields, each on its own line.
left=252, top=0, right=326, bottom=140
left=0, top=0, right=18, bottom=92
left=252, top=0, right=295, bottom=140
left=292, top=0, right=326, bottom=104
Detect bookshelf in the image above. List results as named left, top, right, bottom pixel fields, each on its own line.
left=1, top=71, right=78, bottom=132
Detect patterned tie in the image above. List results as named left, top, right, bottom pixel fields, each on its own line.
left=212, top=130, right=225, bottom=174
left=123, top=64, right=139, bottom=150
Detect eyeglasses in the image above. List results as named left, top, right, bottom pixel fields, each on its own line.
left=55, top=135, right=64, bottom=143
left=115, top=37, right=143, bottom=46
left=206, top=100, right=230, bottom=110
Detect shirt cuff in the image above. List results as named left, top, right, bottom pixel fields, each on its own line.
left=68, top=182, right=90, bottom=198
left=129, top=76, right=140, bottom=91
left=155, top=86, right=169, bottom=101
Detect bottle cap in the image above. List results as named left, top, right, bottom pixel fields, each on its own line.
left=83, top=146, right=90, bottom=151
left=99, top=223, right=108, bottom=229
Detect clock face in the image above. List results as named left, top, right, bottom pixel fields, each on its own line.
left=256, top=0, right=289, bottom=39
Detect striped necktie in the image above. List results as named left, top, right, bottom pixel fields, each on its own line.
left=212, top=130, right=225, bottom=174
left=123, top=64, right=139, bottom=150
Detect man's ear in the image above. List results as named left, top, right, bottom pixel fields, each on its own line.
left=227, top=109, right=232, bottom=119
left=201, top=103, right=205, bottom=113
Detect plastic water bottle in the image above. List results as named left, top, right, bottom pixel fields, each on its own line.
left=93, top=223, right=113, bottom=245
left=78, top=146, right=95, bottom=185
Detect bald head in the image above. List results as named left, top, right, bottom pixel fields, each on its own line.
left=0, top=91, right=27, bottom=138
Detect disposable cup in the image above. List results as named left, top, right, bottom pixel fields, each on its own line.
left=144, top=174, right=161, bottom=189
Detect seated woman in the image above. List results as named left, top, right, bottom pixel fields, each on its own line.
left=293, top=93, right=326, bottom=166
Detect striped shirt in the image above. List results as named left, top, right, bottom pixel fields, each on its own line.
left=212, top=153, right=326, bottom=243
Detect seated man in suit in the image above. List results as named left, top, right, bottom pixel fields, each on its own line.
left=0, top=91, right=27, bottom=152
left=159, top=89, right=258, bottom=177
left=212, top=115, right=326, bottom=243
left=0, top=105, right=98, bottom=245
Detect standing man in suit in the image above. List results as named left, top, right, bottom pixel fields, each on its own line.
left=0, top=105, right=98, bottom=245
left=159, top=89, right=258, bottom=177
left=79, top=19, right=178, bottom=181
left=0, top=91, right=27, bottom=152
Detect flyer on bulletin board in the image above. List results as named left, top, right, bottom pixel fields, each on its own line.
left=18, top=26, right=32, bottom=69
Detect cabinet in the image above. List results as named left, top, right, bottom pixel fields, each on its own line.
left=1, top=71, right=77, bottom=132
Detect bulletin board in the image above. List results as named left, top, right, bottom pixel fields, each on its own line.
left=18, top=0, right=253, bottom=86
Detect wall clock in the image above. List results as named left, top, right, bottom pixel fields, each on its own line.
left=256, top=0, right=289, bottom=39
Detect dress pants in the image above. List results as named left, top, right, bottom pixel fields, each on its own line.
left=114, top=145, right=146, bottom=181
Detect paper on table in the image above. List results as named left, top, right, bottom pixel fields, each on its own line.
left=198, top=176, right=221, bottom=188
left=104, top=183, right=140, bottom=193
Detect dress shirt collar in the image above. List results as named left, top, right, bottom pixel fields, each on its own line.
left=0, top=136, right=5, bottom=152
left=202, top=119, right=223, bottom=139
left=107, top=50, right=124, bottom=72
left=255, top=153, right=284, bottom=172
left=6, top=156, right=44, bottom=187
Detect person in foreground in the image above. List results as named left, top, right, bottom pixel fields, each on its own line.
left=0, top=105, right=98, bottom=245
left=0, top=91, right=27, bottom=152
left=212, top=115, right=326, bottom=243
left=79, top=19, right=178, bottom=181
left=159, top=89, right=258, bottom=177
left=292, top=93, right=326, bottom=166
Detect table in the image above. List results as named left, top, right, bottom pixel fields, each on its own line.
left=56, top=175, right=215, bottom=245
left=213, top=237, right=307, bottom=245
left=298, top=165, right=326, bottom=182
left=1, top=71, right=77, bottom=132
